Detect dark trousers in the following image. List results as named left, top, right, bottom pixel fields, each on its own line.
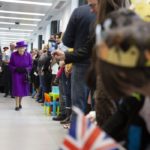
left=44, top=71, right=52, bottom=93
left=39, top=75, right=47, bottom=102
left=65, top=75, right=71, bottom=108
left=71, top=64, right=90, bottom=113
left=3, top=65, right=12, bottom=95
left=59, top=71, right=67, bottom=116
left=38, top=72, right=52, bottom=102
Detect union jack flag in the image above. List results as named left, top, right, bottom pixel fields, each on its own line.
left=60, top=107, right=125, bottom=150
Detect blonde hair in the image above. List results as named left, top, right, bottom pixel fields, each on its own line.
left=42, top=44, right=49, bottom=52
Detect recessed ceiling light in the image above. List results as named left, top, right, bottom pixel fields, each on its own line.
left=12, top=29, right=33, bottom=32
left=20, top=23, right=37, bottom=27
left=0, top=10, right=45, bottom=16
left=0, top=22, right=14, bottom=25
left=0, top=28, right=33, bottom=32
left=0, top=39, right=28, bottom=42
left=0, top=0, right=52, bottom=6
left=0, top=21, right=37, bottom=26
left=0, top=16, right=41, bottom=22
left=1, top=36, right=26, bottom=39
left=1, top=37, right=25, bottom=39
left=0, top=38, right=27, bottom=42
left=0, top=27, right=10, bottom=30
left=0, top=32, right=30, bottom=35
left=0, top=34, right=29, bottom=37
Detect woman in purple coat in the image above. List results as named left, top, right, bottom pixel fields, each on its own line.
left=9, top=41, right=32, bottom=111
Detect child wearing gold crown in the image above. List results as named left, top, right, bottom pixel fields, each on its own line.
left=95, top=8, right=150, bottom=150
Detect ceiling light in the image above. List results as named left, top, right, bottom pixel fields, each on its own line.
left=0, top=34, right=29, bottom=37
left=1, top=36, right=26, bottom=39
left=0, top=16, right=41, bottom=22
left=0, top=32, right=31, bottom=36
left=0, top=28, right=9, bottom=30
left=1, top=39, right=26, bottom=41
left=12, top=29, right=33, bottom=32
left=0, top=22, right=14, bottom=25
left=0, top=28, right=33, bottom=32
left=0, top=38, right=27, bottom=42
left=0, top=10, right=45, bottom=16
left=0, top=0, right=52, bottom=6
left=0, top=39, right=27, bottom=41
left=0, top=38, right=25, bottom=41
left=20, top=23, right=37, bottom=27
left=0, top=21, right=37, bottom=26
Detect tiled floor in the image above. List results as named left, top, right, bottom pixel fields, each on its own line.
left=0, top=94, right=66, bottom=150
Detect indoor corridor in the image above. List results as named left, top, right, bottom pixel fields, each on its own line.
left=0, top=94, right=66, bottom=150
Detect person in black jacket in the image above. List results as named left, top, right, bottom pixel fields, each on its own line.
left=102, top=96, right=150, bottom=150
left=53, top=3, right=96, bottom=117
left=2, top=46, right=13, bottom=98
left=30, top=50, right=40, bottom=98
left=37, top=46, right=52, bottom=103
left=43, top=51, right=52, bottom=93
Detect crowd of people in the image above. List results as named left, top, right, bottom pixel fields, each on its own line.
left=52, top=0, right=150, bottom=149
left=0, top=0, right=149, bottom=149
left=0, top=32, right=73, bottom=126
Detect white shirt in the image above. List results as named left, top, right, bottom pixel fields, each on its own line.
left=52, top=63, right=59, bottom=75
left=2, top=49, right=11, bottom=62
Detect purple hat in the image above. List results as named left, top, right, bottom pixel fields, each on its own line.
left=15, top=41, right=28, bottom=48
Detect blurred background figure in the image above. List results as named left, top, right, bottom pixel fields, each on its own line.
left=2, top=46, right=12, bottom=98
left=30, top=49, right=40, bottom=99
left=36, top=44, right=52, bottom=103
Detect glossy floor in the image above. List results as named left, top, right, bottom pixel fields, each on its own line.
left=0, top=94, right=66, bottom=150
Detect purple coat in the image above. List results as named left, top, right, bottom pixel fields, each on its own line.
left=9, top=51, right=32, bottom=97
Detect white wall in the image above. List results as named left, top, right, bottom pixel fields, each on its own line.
left=30, top=0, right=79, bottom=51
left=48, top=4, right=71, bottom=33
left=27, top=42, right=31, bottom=52
left=52, top=0, right=79, bottom=32
left=33, top=36, right=38, bottom=49
left=71, top=0, right=79, bottom=13
left=44, top=23, right=51, bottom=44
left=60, top=3, right=71, bottom=32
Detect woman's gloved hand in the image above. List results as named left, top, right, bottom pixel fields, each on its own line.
left=15, top=67, right=27, bottom=73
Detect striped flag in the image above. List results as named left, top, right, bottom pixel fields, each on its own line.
left=60, top=107, right=125, bottom=150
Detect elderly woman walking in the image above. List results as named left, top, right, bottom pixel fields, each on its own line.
left=9, top=41, right=32, bottom=111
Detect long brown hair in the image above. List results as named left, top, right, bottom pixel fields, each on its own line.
left=97, top=0, right=130, bottom=23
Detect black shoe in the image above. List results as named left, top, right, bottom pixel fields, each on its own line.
left=60, top=116, right=71, bottom=124
left=4, top=94, right=8, bottom=97
left=38, top=100, right=44, bottom=104
left=11, top=96, right=15, bottom=98
left=36, top=98, right=41, bottom=102
left=52, top=115, right=66, bottom=121
left=53, top=78, right=59, bottom=86
left=15, top=107, right=20, bottom=111
left=60, top=109, right=72, bottom=124
left=19, top=105, right=22, bottom=109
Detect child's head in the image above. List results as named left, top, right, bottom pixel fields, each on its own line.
left=96, top=9, right=150, bottom=98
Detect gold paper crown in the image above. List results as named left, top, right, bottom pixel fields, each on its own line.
left=98, top=42, right=140, bottom=67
